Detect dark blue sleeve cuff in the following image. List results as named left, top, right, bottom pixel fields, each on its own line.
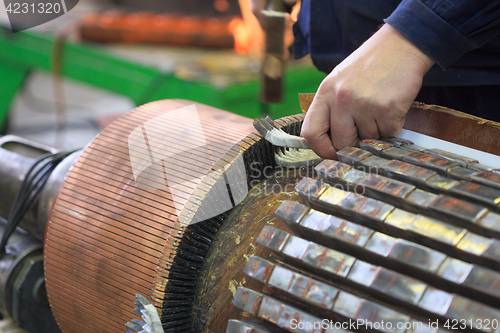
left=385, top=0, right=474, bottom=69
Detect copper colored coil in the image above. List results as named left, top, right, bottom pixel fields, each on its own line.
left=44, top=100, right=254, bottom=332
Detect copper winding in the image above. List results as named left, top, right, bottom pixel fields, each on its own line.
left=43, top=100, right=255, bottom=332
left=42, top=97, right=500, bottom=332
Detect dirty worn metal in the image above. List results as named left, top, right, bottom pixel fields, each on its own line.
left=226, top=319, right=280, bottom=333
left=380, top=137, right=413, bottom=148
left=29, top=100, right=500, bottom=333
left=401, top=151, right=461, bottom=174
left=276, top=201, right=500, bottom=304
left=295, top=177, right=500, bottom=269
left=257, top=226, right=500, bottom=330
left=315, top=159, right=500, bottom=238
left=362, top=138, right=495, bottom=171
left=471, top=171, right=500, bottom=190
left=245, top=256, right=339, bottom=310
left=233, top=287, right=325, bottom=331
left=337, top=147, right=500, bottom=211
left=362, top=139, right=500, bottom=187
left=425, top=148, right=478, bottom=167
left=243, top=256, right=433, bottom=332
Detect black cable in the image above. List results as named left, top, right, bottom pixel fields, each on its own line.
left=0, top=150, right=77, bottom=253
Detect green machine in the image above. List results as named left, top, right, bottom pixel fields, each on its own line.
left=0, top=29, right=326, bottom=129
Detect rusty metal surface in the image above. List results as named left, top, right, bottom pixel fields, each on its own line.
left=39, top=101, right=500, bottom=333
left=226, top=319, right=280, bottom=333
left=225, top=120, right=500, bottom=333
left=190, top=160, right=311, bottom=332
left=256, top=226, right=500, bottom=330
left=294, top=177, right=500, bottom=268
left=276, top=200, right=500, bottom=304
left=361, top=139, right=499, bottom=178
left=43, top=100, right=255, bottom=332
left=314, top=159, right=500, bottom=238
left=337, top=146, right=500, bottom=211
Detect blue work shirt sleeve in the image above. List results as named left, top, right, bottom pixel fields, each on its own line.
left=385, top=0, right=500, bottom=69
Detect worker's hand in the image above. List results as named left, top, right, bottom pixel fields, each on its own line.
left=301, top=24, right=435, bottom=159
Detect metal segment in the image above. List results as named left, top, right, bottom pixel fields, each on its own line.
left=360, top=139, right=393, bottom=152
left=276, top=201, right=500, bottom=303
left=336, top=147, right=373, bottom=167
left=243, top=257, right=438, bottom=333
left=447, top=166, right=480, bottom=180
left=477, top=212, right=500, bottom=232
left=427, top=196, right=487, bottom=224
left=226, top=320, right=275, bottom=333
left=425, top=148, right=478, bottom=167
left=382, top=160, right=438, bottom=187
left=230, top=133, right=500, bottom=333
left=402, top=144, right=428, bottom=152
left=405, top=189, right=438, bottom=207
left=472, top=171, right=500, bottom=190
left=448, top=182, right=500, bottom=208
left=361, top=140, right=500, bottom=190
left=245, top=256, right=339, bottom=309
left=401, top=152, right=460, bottom=174
left=233, top=287, right=324, bottom=332
left=296, top=177, right=500, bottom=269
left=257, top=226, right=500, bottom=332
left=337, top=147, right=500, bottom=211
left=380, top=137, right=413, bottom=147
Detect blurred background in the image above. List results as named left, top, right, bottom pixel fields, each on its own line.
left=0, top=0, right=325, bottom=151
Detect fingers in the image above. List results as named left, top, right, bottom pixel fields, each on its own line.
left=301, top=96, right=337, bottom=159
left=329, top=106, right=359, bottom=151
left=327, top=84, right=371, bottom=150
left=303, top=98, right=406, bottom=160
left=354, top=102, right=407, bottom=140
left=352, top=112, right=380, bottom=141
left=377, top=110, right=406, bottom=138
